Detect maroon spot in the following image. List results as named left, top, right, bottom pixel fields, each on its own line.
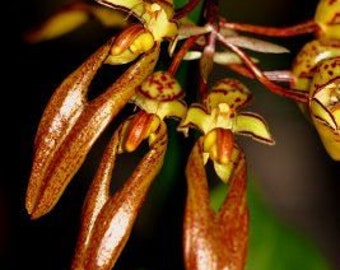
left=161, top=74, right=167, bottom=81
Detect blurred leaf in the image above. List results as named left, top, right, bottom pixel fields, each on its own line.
left=210, top=179, right=331, bottom=270
left=175, top=0, right=204, bottom=21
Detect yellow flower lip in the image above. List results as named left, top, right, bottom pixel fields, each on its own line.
left=203, top=129, right=235, bottom=165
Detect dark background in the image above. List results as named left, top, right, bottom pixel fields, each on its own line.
left=2, top=0, right=339, bottom=269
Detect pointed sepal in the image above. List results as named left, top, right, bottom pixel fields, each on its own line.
left=26, top=41, right=112, bottom=215
left=233, top=112, right=275, bottom=145
left=29, top=44, right=160, bottom=219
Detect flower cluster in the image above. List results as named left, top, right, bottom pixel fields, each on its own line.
left=25, top=0, right=339, bottom=269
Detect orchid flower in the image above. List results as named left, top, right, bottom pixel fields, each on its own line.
left=178, top=78, right=274, bottom=269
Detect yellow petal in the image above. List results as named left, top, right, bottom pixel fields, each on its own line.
left=94, top=0, right=145, bottom=18
left=233, top=112, right=275, bottom=144
left=25, top=3, right=91, bottom=43
left=132, top=95, right=187, bottom=120
left=150, top=0, right=174, bottom=18
left=91, top=6, right=128, bottom=28
left=213, top=145, right=242, bottom=183
left=138, top=71, right=184, bottom=101
left=309, top=57, right=340, bottom=160
left=203, top=129, right=234, bottom=166
left=177, top=104, right=213, bottom=135
left=205, top=78, right=252, bottom=112
left=314, top=0, right=340, bottom=39
left=310, top=98, right=337, bottom=129
left=131, top=71, right=187, bottom=119
left=311, top=103, right=340, bottom=160
left=291, top=39, right=340, bottom=91
left=310, top=58, right=340, bottom=104
left=143, top=3, right=178, bottom=41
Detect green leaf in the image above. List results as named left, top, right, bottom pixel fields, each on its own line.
left=175, top=0, right=204, bottom=21
left=210, top=179, right=331, bottom=270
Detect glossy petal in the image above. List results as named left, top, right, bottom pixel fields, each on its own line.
left=84, top=120, right=167, bottom=270
left=26, top=41, right=112, bottom=215
left=233, top=112, right=275, bottom=145
left=184, top=138, right=248, bottom=270
left=29, top=44, right=160, bottom=219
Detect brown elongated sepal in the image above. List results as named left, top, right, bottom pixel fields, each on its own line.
left=218, top=150, right=249, bottom=270
left=29, top=44, right=160, bottom=219
left=184, top=138, right=249, bottom=270
left=84, top=120, right=167, bottom=270
left=71, top=124, right=122, bottom=270
left=26, top=41, right=112, bottom=215
left=184, top=138, right=216, bottom=270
